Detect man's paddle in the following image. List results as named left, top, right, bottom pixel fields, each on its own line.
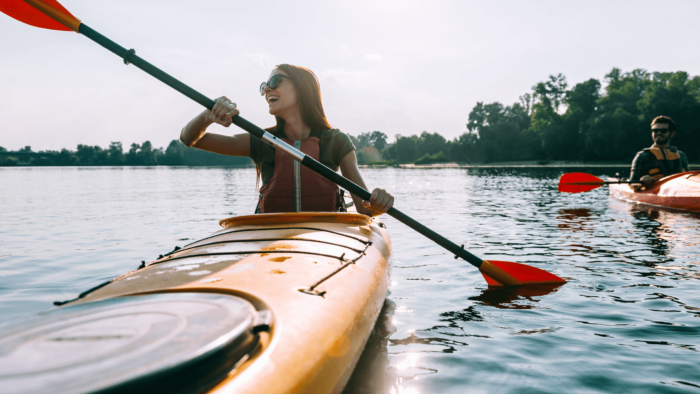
left=558, top=172, right=635, bottom=194
left=1, top=0, right=566, bottom=287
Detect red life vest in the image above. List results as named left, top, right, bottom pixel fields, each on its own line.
left=259, top=137, right=339, bottom=213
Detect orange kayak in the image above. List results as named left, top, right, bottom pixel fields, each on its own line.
left=609, top=171, right=700, bottom=212
left=0, top=212, right=392, bottom=394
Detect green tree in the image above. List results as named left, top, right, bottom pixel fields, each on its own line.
left=638, top=71, right=700, bottom=161
left=530, top=76, right=565, bottom=136
left=95, top=147, right=108, bottom=165
left=107, top=142, right=124, bottom=165
left=383, top=135, right=418, bottom=164
left=138, top=141, right=157, bottom=165
left=370, top=131, right=388, bottom=152
left=394, top=135, right=418, bottom=163
left=417, top=132, right=447, bottom=157
left=126, top=143, right=140, bottom=165
left=163, top=140, right=186, bottom=165
left=550, top=78, right=602, bottom=160
left=467, top=101, right=532, bottom=162
left=355, top=132, right=371, bottom=150
left=415, top=151, right=449, bottom=165
left=584, top=69, right=648, bottom=160
left=56, top=149, right=76, bottom=165
left=76, top=144, right=96, bottom=165
left=448, top=132, right=478, bottom=162
left=352, top=131, right=388, bottom=155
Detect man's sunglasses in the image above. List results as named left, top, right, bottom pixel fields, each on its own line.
left=652, top=128, right=670, bottom=134
left=259, top=74, right=292, bottom=96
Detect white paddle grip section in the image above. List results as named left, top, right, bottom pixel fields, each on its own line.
left=261, top=131, right=306, bottom=162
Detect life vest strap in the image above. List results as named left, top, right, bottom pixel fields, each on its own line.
left=645, top=147, right=683, bottom=180
left=293, top=140, right=302, bottom=212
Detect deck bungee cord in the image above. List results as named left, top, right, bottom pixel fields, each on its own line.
left=300, top=242, right=373, bottom=296
left=163, top=237, right=368, bottom=256
left=55, top=225, right=373, bottom=305
left=178, top=226, right=372, bottom=251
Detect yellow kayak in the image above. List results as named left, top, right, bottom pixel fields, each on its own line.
left=0, top=212, right=392, bottom=394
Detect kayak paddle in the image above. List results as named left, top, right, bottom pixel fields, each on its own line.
left=558, top=172, right=635, bottom=194
left=1, top=0, right=566, bottom=287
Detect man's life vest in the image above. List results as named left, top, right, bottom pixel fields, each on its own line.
left=258, top=137, right=339, bottom=213
left=645, top=147, right=685, bottom=181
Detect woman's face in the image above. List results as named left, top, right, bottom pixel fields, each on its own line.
left=264, top=69, right=297, bottom=117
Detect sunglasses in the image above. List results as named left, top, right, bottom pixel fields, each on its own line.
left=259, top=74, right=292, bottom=96
left=652, top=128, right=670, bottom=134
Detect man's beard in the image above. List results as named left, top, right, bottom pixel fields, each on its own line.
left=654, top=135, right=671, bottom=145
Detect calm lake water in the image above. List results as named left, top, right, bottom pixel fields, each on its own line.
left=1, top=166, right=699, bottom=393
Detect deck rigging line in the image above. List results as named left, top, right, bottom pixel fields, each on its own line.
left=146, top=249, right=353, bottom=268
left=55, top=227, right=375, bottom=305
left=165, top=237, right=367, bottom=256
left=300, top=242, right=373, bottom=297
left=181, top=227, right=370, bottom=249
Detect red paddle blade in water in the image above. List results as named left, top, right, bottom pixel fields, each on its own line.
left=558, top=172, right=605, bottom=193
left=480, top=260, right=566, bottom=287
left=0, top=0, right=78, bottom=31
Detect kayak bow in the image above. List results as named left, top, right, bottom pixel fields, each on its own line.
left=0, top=212, right=392, bottom=394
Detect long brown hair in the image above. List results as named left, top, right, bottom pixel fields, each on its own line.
left=257, top=64, right=332, bottom=190
left=268, top=64, right=332, bottom=134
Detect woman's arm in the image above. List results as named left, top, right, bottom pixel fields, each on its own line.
left=339, top=151, right=394, bottom=217
left=180, top=96, right=250, bottom=156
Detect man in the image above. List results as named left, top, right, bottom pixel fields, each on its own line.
left=630, top=116, right=689, bottom=190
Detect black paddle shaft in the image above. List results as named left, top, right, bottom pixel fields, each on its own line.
left=77, top=24, right=485, bottom=269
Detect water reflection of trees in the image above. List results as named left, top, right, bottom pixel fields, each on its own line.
left=556, top=208, right=597, bottom=233
left=608, top=202, right=700, bottom=281
left=630, top=210, right=670, bottom=259
left=555, top=206, right=679, bottom=276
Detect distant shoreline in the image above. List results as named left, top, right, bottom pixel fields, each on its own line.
left=362, top=161, right=700, bottom=169
left=2, top=160, right=698, bottom=170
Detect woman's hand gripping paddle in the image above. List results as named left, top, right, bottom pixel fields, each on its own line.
left=558, top=172, right=634, bottom=194
left=2, top=0, right=566, bottom=287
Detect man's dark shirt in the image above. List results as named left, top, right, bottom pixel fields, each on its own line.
left=630, top=146, right=689, bottom=181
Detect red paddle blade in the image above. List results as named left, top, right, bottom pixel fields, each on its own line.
left=558, top=172, right=605, bottom=193
left=480, top=260, right=566, bottom=287
left=0, top=0, right=79, bottom=31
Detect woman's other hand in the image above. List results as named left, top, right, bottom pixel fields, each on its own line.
left=205, top=96, right=239, bottom=127
left=361, top=188, right=394, bottom=214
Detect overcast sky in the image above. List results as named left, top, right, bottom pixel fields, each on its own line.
left=1, top=0, right=699, bottom=151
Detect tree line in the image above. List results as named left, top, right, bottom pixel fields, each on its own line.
left=352, top=68, right=700, bottom=164
left=4, top=68, right=698, bottom=166
left=0, top=141, right=251, bottom=166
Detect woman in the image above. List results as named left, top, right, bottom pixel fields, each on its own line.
left=180, top=64, right=394, bottom=216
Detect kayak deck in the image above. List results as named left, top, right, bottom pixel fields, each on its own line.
left=72, top=212, right=392, bottom=394
left=609, top=171, right=700, bottom=212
